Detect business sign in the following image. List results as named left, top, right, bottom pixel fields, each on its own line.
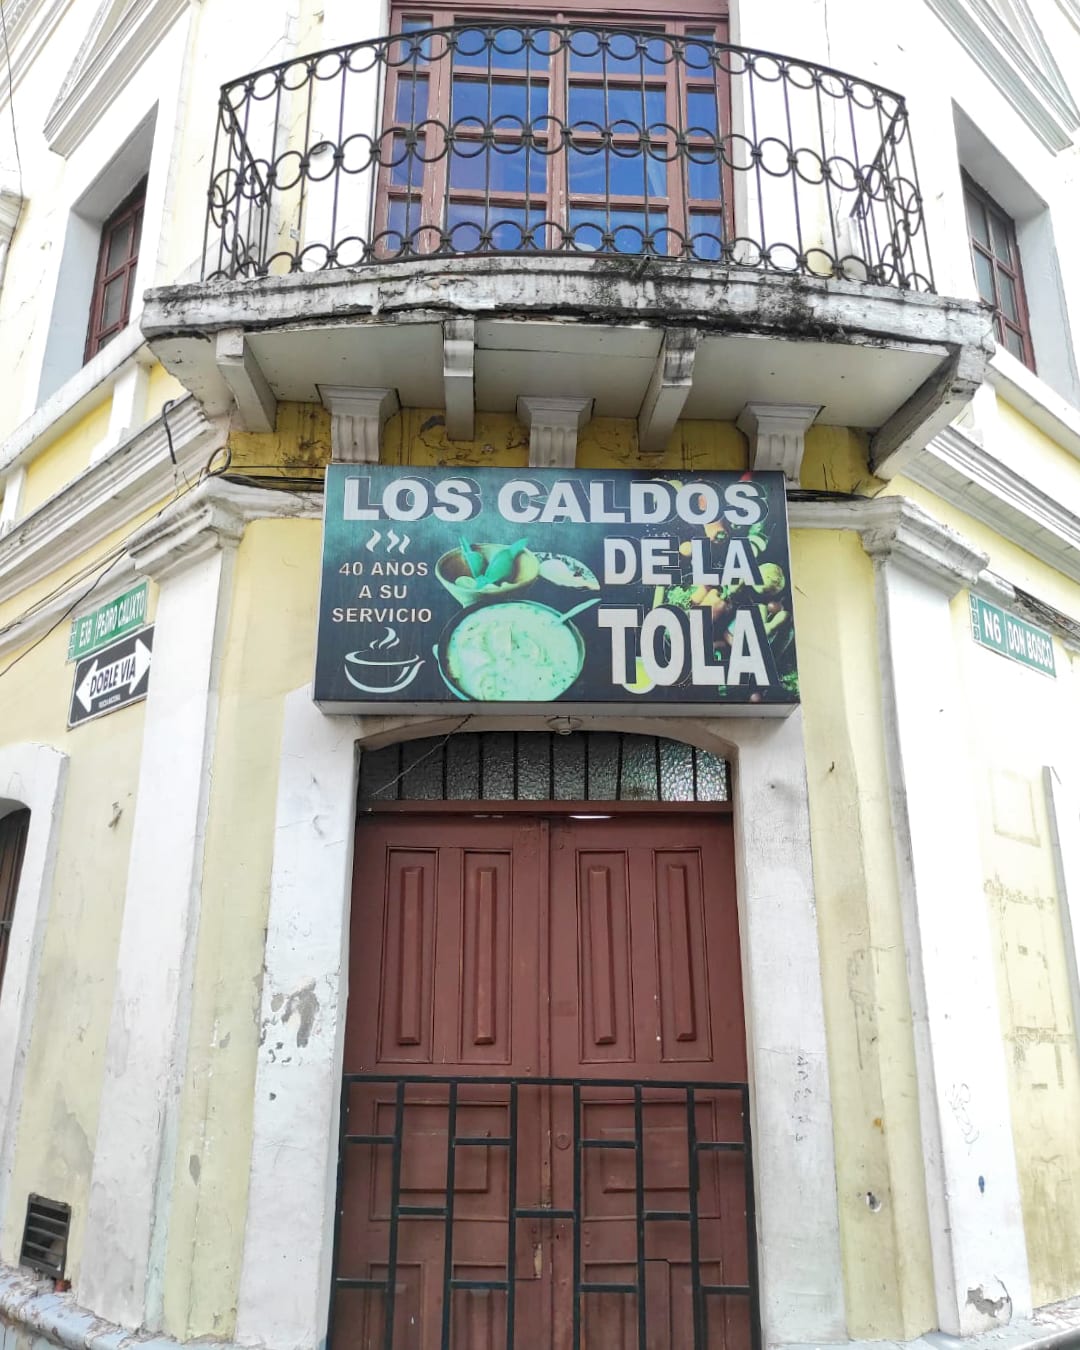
left=68, top=627, right=154, bottom=728
left=316, top=467, right=798, bottom=714
left=970, top=594, right=1055, bottom=678
left=68, top=582, right=149, bottom=661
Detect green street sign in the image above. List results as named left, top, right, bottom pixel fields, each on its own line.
left=67, top=582, right=149, bottom=662
left=969, top=594, right=1055, bottom=678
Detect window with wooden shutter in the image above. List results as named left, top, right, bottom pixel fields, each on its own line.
left=963, top=172, right=1035, bottom=371
left=381, top=5, right=730, bottom=259
left=84, top=178, right=147, bottom=364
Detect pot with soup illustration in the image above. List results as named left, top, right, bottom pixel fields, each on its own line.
left=433, top=599, right=597, bottom=701
left=435, top=538, right=540, bottom=607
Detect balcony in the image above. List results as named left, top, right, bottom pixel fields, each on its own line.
left=142, top=25, right=990, bottom=475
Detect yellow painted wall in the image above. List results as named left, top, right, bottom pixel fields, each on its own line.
left=19, top=400, right=110, bottom=517
left=0, top=608, right=154, bottom=1278
left=949, top=592, right=1080, bottom=1305
left=161, top=518, right=322, bottom=1339
left=145, top=364, right=188, bottom=421
left=888, top=471, right=1080, bottom=1304
left=791, top=528, right=936, bottom=1339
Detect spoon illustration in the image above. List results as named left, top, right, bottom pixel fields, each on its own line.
left=556, top=597, right=601, bottom=625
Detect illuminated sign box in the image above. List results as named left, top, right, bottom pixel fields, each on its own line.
left=315, top=466, right=799, bottom=716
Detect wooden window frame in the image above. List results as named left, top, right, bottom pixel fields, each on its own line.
left=0, top=808, right=30, bottom=995
left=382, top=5, right=731, bottom=258
left=962, top=171, right=1035, bottom=372
left=84, top=177, right=147, bottom=365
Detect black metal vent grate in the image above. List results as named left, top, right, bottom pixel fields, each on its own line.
left=358, top=731, right=729, bottom=806
left=20, top=1194, right=70, bottom=1279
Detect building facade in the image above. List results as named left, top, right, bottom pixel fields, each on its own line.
left=0, top=1, right=1079, bottom=1348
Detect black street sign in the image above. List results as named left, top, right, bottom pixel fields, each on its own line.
left=68, top=626, right=154, bottom=728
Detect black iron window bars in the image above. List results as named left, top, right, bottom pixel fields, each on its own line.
left=205, top=24, right=934, bottom=292
left=330, top=1074, right=760, bottom=1350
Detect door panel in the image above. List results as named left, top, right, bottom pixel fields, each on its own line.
left=548, top=818, right=747, bottom=1350
left=337, top=810, right=748, bottom=1350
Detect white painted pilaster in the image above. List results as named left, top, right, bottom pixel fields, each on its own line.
left=78, top=485, right=247, bottom=1330
left=0, top=746, right=69, bottom=1240
left=1045, top=767, right=1080, bottom=1082
left=726, top=710, right=846, bottom=1345
left=235, top=690, right=359, bottom=1350
left=96, top=357, right=152, bottom=462
left=0, top=467, right=26, bottom=535
left=517, top=395, right=593, bottom=468
left=864, top=511, right=1032, bottom=1335
left=321, top=386, right=400, bottom=463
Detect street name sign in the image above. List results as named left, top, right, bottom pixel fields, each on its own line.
left=969, top=595, right=1055, bottom=678
left=68, top=627, right=154, bottom=728
left=68, top=582, right=149, bottom=661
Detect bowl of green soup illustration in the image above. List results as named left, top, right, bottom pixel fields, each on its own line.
left=435, top=539, right=540, bottom=608
left=433, top=599, right=591, bottom=702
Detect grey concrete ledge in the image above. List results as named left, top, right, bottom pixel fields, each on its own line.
left=3, top=1261, right=1079, bottom=1350
left=142, top=255, right=991, bottom=353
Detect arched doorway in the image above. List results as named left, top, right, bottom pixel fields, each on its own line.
left=330, top=733, right=755, bottom=1350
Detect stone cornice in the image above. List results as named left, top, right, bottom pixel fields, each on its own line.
left=0, top=396, right=222, bottom=607
left=925, top=0, right=1080, bottom=151
left=0, top=189, right=23, bottom=243
left=788, top=494, right=989, bottom=596
left=906, top=425, right=1080, bottom=584
left=127, top=477, right=322, bottom=582
left=44, top=0, right=193, bottom=157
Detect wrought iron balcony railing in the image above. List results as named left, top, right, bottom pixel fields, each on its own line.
left=205, top=25, right=935, bottom=293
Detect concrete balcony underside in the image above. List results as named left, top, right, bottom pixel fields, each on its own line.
left=142, top=257, right=992, bottom=477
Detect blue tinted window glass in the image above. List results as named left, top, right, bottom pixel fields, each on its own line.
left=454, top=26, right=550, bottom=69
left=450, top=145, right=544, bottom=194
left=570, top=86, right=666, bottom=130
left=570, top=30, right=666, bottom=73
left=689, top=212, right=724, bottom=260
left=687, top=90, right=719, bottom=135
left=388, top=134, right=423, bottom=189
left=570, top=207, right=667, bottom=254
left=394, top=77, right=429, bottom=124
left=688, top=154, right=720, bottom=201
left=447, top=202, right=545, bottom=250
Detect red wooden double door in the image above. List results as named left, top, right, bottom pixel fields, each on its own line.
left=336, top=811, right=752, bottom=1349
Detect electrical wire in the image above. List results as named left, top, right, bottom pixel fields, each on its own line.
left=0, top=411, right=229, bottom=684
left=362, top=717, right=473, bottom=802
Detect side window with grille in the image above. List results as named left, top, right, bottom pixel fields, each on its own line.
left=0, top=808, right=31, bottom=995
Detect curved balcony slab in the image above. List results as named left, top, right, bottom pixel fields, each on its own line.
left=141, top=256, right=992, bottom=478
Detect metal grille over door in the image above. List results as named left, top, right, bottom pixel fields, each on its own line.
left=358, top=732, right=729, bottom=805
left=335, top=809, right=754, bottom=1349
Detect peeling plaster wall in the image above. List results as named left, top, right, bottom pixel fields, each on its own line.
left=888, top=477, right=1080, bottom=1306
left=792, top=528, right=936, bottom=1340
left=161, top=518, right=322, bottom=1341
left=0, top=620, right=150, bottom=1283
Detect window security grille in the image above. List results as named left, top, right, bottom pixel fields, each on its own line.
left=20, top=1194, right=71, bottom=1280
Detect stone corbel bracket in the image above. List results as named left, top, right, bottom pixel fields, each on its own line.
left=444, top=319, right=476, bottom=441
left=737, top=403, right=821, bottom=486
left=216, top=328, right=277, bottom=435
left=638, top=327, right=699, bottom=456
left=517, top=396, right=594, bottom=468
left=320, top=386, right=401, bottom=463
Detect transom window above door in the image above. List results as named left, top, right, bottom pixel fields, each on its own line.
left=381, top=6, right=730, bottom=260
